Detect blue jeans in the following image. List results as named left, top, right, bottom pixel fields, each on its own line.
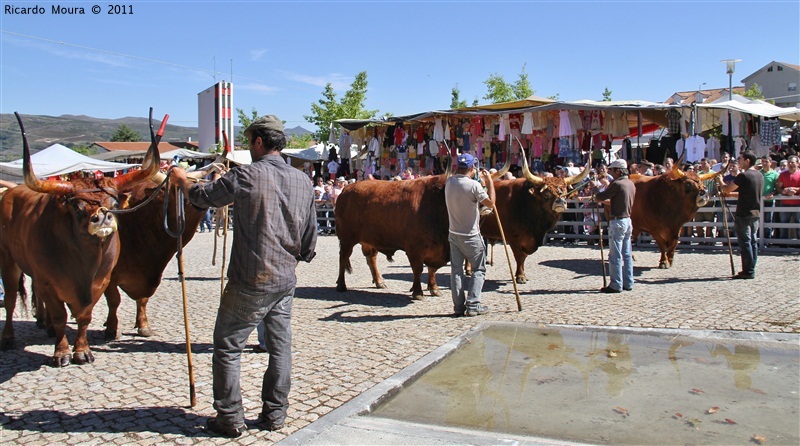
left=607, top=218, right=634, bottom=291
left=200, top=209, right=213, bottom=232
left=778, top=203, right=800, bottom=240
left=212, top=282, right=294, bottom=428
left=448, top=233, right=486, bottom=314
left=734, top=215, right=759, bottom=275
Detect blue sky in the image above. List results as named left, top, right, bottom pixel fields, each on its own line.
left=1, top=1, right=798, bottom=133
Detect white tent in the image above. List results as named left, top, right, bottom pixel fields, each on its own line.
left=0, top=144, right=139, bottom=182
left=283, top=143, right=330, bottom=162
left=697, top=94, right=800, bottom=131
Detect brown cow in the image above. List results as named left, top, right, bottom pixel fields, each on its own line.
left=336, top=153, right=508, bottom=299
left=479, top=153, right=590, bottom=283
left=1, top=112, right=160, bottom=366
left=627, top=163, right=718, bottom=269
left=101, top=166, right=222, bottom=339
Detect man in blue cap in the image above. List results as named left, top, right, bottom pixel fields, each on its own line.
left=445, top=153, right=495, bottom=316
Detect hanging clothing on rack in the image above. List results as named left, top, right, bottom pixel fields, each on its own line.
left=666, top=108, right=682, bottom=135
left=558, top=110, right=573, bottom=137
left=706, top=136, right=720, bottom=161
left=521, top=112, right=533, bottom=135
left=433, top=118, right=444, bottom=142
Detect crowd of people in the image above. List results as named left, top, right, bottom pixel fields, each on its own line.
left=303, top=129, right=799, bottom=245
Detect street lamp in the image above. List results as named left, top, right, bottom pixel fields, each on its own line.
left=721, top=59, right=742, bottom=156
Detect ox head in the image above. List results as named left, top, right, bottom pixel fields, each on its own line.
left=662, top=154, right=720, bottom=208
left=520, top=146, right=590, bottom=213
left=15, top=111, right=162, bottom=239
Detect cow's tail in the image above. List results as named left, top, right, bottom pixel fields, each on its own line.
left=18, top=275, right=29, bottom=313
left=344, top=257, right=352, bottom=275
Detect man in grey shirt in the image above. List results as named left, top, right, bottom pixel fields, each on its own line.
left=171, top=115, right=317, bottom=437
left=445, top=153, right=495, bottom=317
left=594, top=158, right=635, bottom=293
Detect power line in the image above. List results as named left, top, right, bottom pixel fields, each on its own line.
left=1, top=30, right=270, bottom=84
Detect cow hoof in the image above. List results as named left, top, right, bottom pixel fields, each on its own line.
left=137, top=327, right=154, bottom=338
left=411, top=294, right=425, bottom=301
left=104, top=328, right=120, bottom=341
left=0, top=338, right=15, bottom=351
left=375, top=283, right=387, bottom=289
left=52, top=354, right=70, bottom=368
left=336, top=284, right=347, bottom=292
left=430, top=289, right=442, bottom=297
left=658, top=263, right=669, bottom=269
left=72, top=350, right=95, bottom=365
left=515, top=277, right=527, bottom=284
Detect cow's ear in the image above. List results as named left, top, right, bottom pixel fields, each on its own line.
left=118, top=192, right=131, bottom=210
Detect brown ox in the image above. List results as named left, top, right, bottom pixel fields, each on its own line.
left=626, top=163, right=718, bottom=269
left=479, top=153, right=590, bottom=283
left=101, top=166, right=221, bottom=339
left=335, top=155, right=508, bottom=299
left=0, top=112, right=160, bottom=366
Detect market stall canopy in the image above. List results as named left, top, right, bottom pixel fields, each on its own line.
left=697, top=94, right=800, bottom=123
left=160, top=148, right=218, bottom=161
left=283, top=143, right=329, bottom=161
left=455, top=95, right=556, bottom=111
left=227, top=149, right=252, bottom=165
left=0, top=143, right=138, bottom=181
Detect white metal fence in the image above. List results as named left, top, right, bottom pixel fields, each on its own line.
left=548, top=196, right=800, bottom=252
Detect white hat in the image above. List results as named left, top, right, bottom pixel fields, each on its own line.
left=608, top=159, right=627, bottom=170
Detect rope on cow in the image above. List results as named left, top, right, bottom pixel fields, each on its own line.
left=108, top=174, right=170, bottom=215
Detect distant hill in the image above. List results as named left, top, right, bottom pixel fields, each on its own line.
left=0, top=114, right=313, bottom=161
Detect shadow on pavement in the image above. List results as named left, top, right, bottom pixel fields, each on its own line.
left=0, top=407, right=207, bottom=436
left=298, top=286, right=414, bottom=308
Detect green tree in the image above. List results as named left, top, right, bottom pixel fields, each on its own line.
left=602, top=87, right=612, bottom=101
left=741, top=83, right=766, bottom=100
left=304, top=71, right=378, bottom=142
left=512, top=63, right=534, bottom=100
left=483, top=65, right=535, bottom=104
left=287, top=133, right=316, bottom=149
left=236, top=107, right=260, bottom=145
left=450, top=84, right=468, bottom=109
left=483, top=73, right=515, bottom=103
left=110, top=124, right=141, bottom=142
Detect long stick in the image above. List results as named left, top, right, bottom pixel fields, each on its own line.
left=171, top=182, right=196, bottom=407
left=593, top=195, right=608, bottom=287
left=493, top=207, right=522, bottom=311
left=719, top=194, right=736, bottom=275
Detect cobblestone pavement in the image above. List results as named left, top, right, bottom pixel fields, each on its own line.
left=1, top=232, right=798, bottom=444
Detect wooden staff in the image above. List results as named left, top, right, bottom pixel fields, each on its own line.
left=493, top=205, right=522, bottom=311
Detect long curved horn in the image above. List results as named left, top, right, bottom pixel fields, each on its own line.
left=697, top=168, right=723, bottom=182
left=112, top=110, right=166, bottom=188
left=668, top=152, right=686, bottom=179
left=442, top=139, right=454, bottom=179
left=565, top=161, right=592, bottom=186
left=520, top=145, right=544, bottom=185
left=492, top=137, right=513, bottom=180
left=16, top=112, right=74, bottom=195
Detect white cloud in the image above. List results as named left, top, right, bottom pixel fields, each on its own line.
left=249, top=49, right=268, bottom=61
left=283, top=71, right=351, bottom=91
left=237, top=82, right=279, bottom=94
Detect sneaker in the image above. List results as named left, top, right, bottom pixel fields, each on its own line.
left=464, top=305, right=490, bottom=317
left=732, top=273, right=754, bottom=280
left=253, top=414, right=284, bottom=432
left=206, top=418, right=245, bottom=438
left=253, top=345, right=268, bottom=354
left=623, top=287, right=633, bottom=291
left=600, top=286, right=621, bottom=294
